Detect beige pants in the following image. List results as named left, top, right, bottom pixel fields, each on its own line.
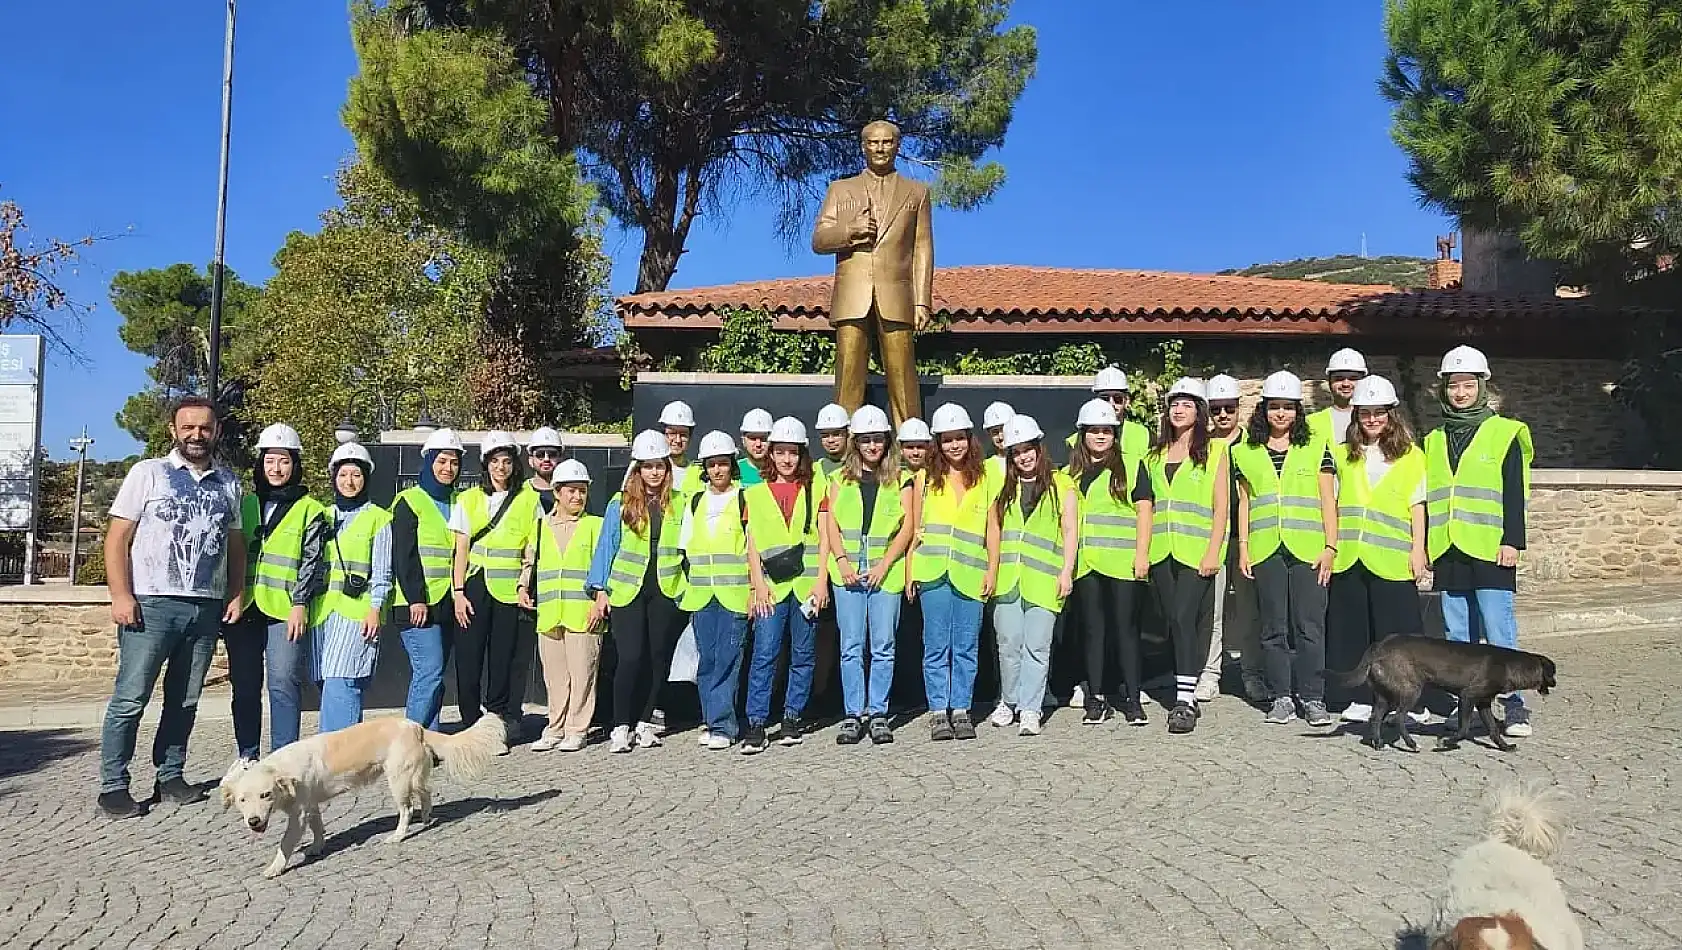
left=537, top=630, right=602, bottom=738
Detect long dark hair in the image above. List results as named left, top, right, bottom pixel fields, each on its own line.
left=993, top=440, right=1055, bottom=524
left=481, top=448, right=526, bottom=493
left=1345, top=406, right=1419, bottom=464
left=930, top=431, right=985, bottom=493
left=1151, top=398, right=1212, bottom=467
left=1246, top=398, right=1311, bottom=448
left=1066, top=428, right=1129, bottom=501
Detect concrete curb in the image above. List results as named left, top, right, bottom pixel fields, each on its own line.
left=1521, top=600, right=1682, bottom=639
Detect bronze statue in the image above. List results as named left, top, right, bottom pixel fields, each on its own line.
left=811, top=120, right=933, bottom=426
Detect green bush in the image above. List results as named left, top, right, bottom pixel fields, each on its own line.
left=75, top=543, right=107, bottom=586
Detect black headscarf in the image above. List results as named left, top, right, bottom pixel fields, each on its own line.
left=332, top=459, right=372, bottom=513
left=253, top=449, right=307, bottom=505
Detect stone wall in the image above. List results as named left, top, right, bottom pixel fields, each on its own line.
left=1521, top=471, right=1682, bottom=582
left=0, top=587, right=116, bottom=683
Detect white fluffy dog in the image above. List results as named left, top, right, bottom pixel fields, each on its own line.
left=1425, top=786, right=1584, bottom=950
left=219, top=715, right=505, bottom=878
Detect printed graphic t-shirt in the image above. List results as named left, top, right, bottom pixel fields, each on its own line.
left=109, top=450, right=243, bottom=599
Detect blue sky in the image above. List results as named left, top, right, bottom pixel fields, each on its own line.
left=2, top=1, right=1448, bottom=460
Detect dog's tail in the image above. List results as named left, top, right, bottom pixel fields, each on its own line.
left=421, top=716, right=506, bottom=782
left=1486, top=784, right=1568, bottom=861
left=1335, top=641, right=1380, bottom=689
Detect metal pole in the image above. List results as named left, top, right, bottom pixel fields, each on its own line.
left=207, top=0, right=236, bottom=400
left=69, top=429, right=94, bottom=582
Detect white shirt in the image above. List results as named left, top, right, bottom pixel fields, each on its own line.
left=449, top=490, right=511, bottom=535
left=109, top=450, right=243, bottom=599
left=1363, top=444, right=1426, bottom=506
left=678, top=486, right=741, bottom=550
left=1328, top=407, right=1353, bottom=445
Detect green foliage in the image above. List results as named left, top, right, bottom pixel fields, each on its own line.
left=75, top=542, right=106, bottom=586
left=354, top=0, right=1037, bottom=292
left=696, top=307, right=836, bottom=374
left=1609, top=271, right=1682, bottom=467
left=1383, top=0, right=1682, bottom=279
left=1220, top=255, right=1431, bottom=288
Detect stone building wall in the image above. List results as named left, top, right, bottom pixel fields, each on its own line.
left=1520, top=473, right=1682, bottom=581
left=0, top=590, right=116, bottom=683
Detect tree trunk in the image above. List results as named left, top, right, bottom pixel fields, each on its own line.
left=632, top=163, right=705, bottom=293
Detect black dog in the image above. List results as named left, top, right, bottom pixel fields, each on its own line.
left=1341, top=636, right=1557, bottom=753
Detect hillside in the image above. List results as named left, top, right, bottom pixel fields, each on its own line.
left=1219, top=255, right=1430, bottom=288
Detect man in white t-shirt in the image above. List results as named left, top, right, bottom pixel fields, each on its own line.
left=1310, top=348, right=1368, bottom=446
left=98, top=396, right=245, bottom=819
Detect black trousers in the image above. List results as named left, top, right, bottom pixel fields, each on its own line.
left=1251, top=552, right=1328, bottom=702
left=456, top=573, right=527, bottom=725
left=1149, top=559, right=1215, bottom=697
left=1324, top=563, right=1422, bottom=709
left=1074, top=572, right=1143, bottom=702
left=610, top=587, right=687, bottom=728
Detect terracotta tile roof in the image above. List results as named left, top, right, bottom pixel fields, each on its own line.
left=617, top=264, right=1630, bottom=335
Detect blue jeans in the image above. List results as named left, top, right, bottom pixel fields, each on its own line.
left=399, top=620, right=448, bottom=729
left=746, top=593, right=816, bottom=726
left=320, top=676, right=372, bottom=733
left=1441, top=588, right=1526, bottom=708
left=223, top=614, right=306, bottom=759
left=920, top=579, right=983, bottom=713
left=835, top=583, right=901, bottom=717
left=693, top=602, right=747, bottom=739
left=99, top=596, right=221, bottom=793
left=993, top=593, right=1055, bottom=712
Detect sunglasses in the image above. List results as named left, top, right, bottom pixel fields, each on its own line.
left=530, top=449, right=562, bottom=460
left=1209, top=404, right=1238, bottom=416
left=1329, top=373, right=1365, bottom=383
left=1103, top=393, right=1128, bottom=403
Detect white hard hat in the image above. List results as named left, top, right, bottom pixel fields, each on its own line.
left=1260, top=371, right=1304, bottom=401
left=1206, top=374, right=1241, bottom=402
left=1439, top=345, right=1491, bottom=379
left=1166, top=377, right=1207, bottom=402
left=1326, top=348, right=1369, bottom=375
left=929, top=402, right=974, bottom=434
left=658, top=401, right=695, bottom=428
left=631, top=429, right=669, bottom=462
left=769, top=416, right=808, bottom=446
left=697, top=430, right=737, bottom=459
left=849, top=405, right=892, bottom=435
left=527, top=426, right=563, bottom=450
left=815, top=403, right=851, bottom=431
left=328, top=441, right=374, bottom=473
left=1092, top=366, right=1129, bottom=393
left=421, top=427, right=465, bottom=455
left=1351, top=375, right=1400, bottom=408
left=897, top=417, right=932, bottom=443
left=479, top=430, right=519, bottom=460
left=1001, top=414, right=1045, bottom=448
left=1076, top=398, right=1120, bottom=428
left=983, top=401, right=1016, bottom=429
left=552, top=459, right=590, bottom=484
left=739, top=408, right=774, bottom=434
left=255, top=423, right=303, bottom=453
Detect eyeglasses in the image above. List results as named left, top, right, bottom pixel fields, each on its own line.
left=856, top=434, right=887, bottom=445
left=1329, top=373, right=1365, bottom=383
left=1357, top=407, right=1392, bottom=418
left=1209, top=404, right=1238, bottom=416
left=530, top=449, right=562, bottom=460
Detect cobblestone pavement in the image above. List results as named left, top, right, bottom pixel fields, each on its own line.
left=1, top=628, right=1677, bottom=950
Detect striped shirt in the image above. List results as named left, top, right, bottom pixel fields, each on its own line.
left=311, top=503, right=394, bottom=681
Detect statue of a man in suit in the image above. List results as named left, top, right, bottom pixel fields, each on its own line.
left=811, top=120, right=933, bottom=426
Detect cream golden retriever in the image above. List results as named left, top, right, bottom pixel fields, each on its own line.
left=219, top=715, right=505, bottom=878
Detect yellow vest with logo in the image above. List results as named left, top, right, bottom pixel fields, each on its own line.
left=743, top=480, right=822, bottom=604
left=605, top=493, right=686, bottom=607
left=679, top=489, right=751, bottom=614
left=459, top=488, right=538, bottom=604
left=241, top=494, right=326, bottom=619
left=1231, top=439, right=1330, bottom=563
left=912, top=468, right=998, bottom=599
left=1066, top=464, right=1141, bottom=581
left=1334, top=447, right=1426, bottom=582
left=1424, top=417, right=1531, bottom=563
left=997, top=472, right=1073, bottom=612
left=829, top=475, right=907, bottom=594
left=534, top=514, right=602, bottom=633
left=1146, top=443, right=1230, bottom=568
left=311, top=504, right=393, bottom=625
left=394, top=485, right=456, bottom=606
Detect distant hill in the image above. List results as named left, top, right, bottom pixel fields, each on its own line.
left=1219, top=255, right=1431, bottom=288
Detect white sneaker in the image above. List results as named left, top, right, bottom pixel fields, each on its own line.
left=1068, top=684, right=1086, bottom=709
left=1018, top=710, right=1042, bottom=736
left=1194, top=678, right=1219, bottom=703
left=1339, top=703, right=1373, bottom=723
left=608, top=725, right=633, bottom=753
left=651, top=708, right=667, bottom=735
left=1406, top=709, right=1433, bottom=725
left=529, top=733, right=563, bottom=752
left=987, top=703, right=1015, bottom=727
left=696, top=727, right=713, bottom=746
left=635, top=722, right=662, bottom=748
left=557, top=734, right=587, bottom=752
left=705, top=733, right=733, bottom=751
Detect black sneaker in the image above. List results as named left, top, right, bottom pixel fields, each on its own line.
left=1120, top=698, right=1149, bottom=726
left=950, top=710, right=977, bottom=740
left=1082, top=700, right=1112, bottom=725
left=98, top=789, right=141, bottom=819
left=154, top=777, right=206, bottom=805
left=929, top=711, right=955, bottom=741
left=868, top=716, right=894, bottom=744
left=778, top=717, right=805, bottom=746
left=1166, top=702, right=1199, bottom=735
left=836, top=717, right=865, bottom=745
left=740, top=724, right=769, bottom=755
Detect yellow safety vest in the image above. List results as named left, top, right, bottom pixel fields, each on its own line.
left=1424, top=417, right=1532, bottom=562
left=394, top=485, right=456, bottom=606
left=1146, top=443, right=1229, bottom=568
left=828, top=475, right=907, bottom=595
left=743, top=480, right=823, bottom=604
left=1066, top=464, right=1141, bottom=580
left=605, top=493, right=686, bottom=607
left=241, top=494, right=326, bottom=619
left=311, top=504, right=393, bottom=625
left=458, top=488, right=537, bottom=604
left=534, top=514, right=603, bottom=633
left=912, top=468, right=998, bottom=599
left=679, top=489, right=751, bottom=614
left=997, top=472, right=1073, bottom=612
left=1231, top=439, right=1330, bottom=563
left=1307, top=407, right=1349, bottom=446
left=1333, top=447, right=1426, bottom=582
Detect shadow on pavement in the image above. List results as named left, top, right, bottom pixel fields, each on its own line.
left=308, top=788, right=563, bottom=861
left=0, top=728, right=98, bottom=790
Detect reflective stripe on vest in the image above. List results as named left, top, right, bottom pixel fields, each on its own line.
left=912, top=468, right=997, bottom=600
left=829, top=476, right=907, bottom=594
left=1333, top=447, right=1426, bottom=582
left=395, top=486, right=456, bottom=605
left=461, top=489, right=537, bottom=604
left=535, top=514, right=602, bottom=633
left=743, top=481, right=822, bottom=603
left=1068, top=466, right=1139, bottom=581
left=679, top=490, right=751, bottom=614
left=997, top=472, right=1071, bottom=611
left=1424, top=418, right=1532, bottom=563
left=1231, top=440, right=1329, bottom=563
left=605, top=494, right=686, bottom=608
left=241, top=494, right=325, bottom=619
left=1146, top=442, right=1229, bottom=568
left=312, top=504, right=393, bottom=625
